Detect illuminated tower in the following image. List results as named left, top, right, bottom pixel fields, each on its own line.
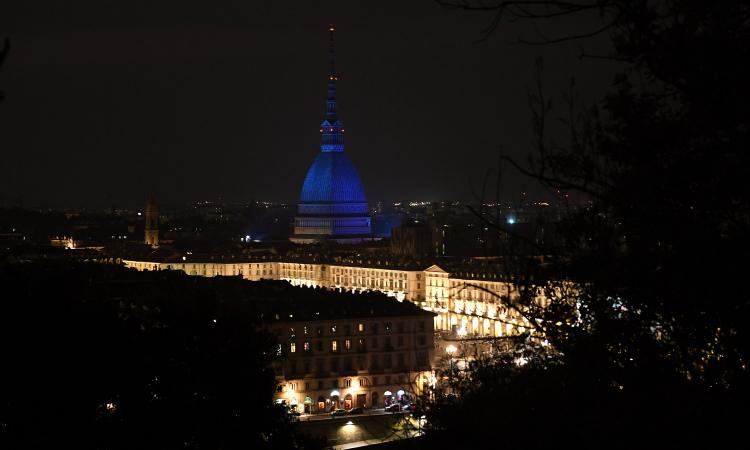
left=144, top=195, right=159, bottom=248
left=291, top=26, right=371, bottom=244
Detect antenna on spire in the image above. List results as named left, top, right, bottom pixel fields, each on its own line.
left=328, top=24, right=336, bottom=78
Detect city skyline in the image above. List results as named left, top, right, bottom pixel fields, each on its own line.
left=2, top=2, right=748, bottom=449
left=0, top=0, right=616, bottom=208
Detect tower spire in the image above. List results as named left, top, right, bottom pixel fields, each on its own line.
left=326, top=24, right=338, bottom=123
left=329, top=24, right=336, bottom=79
left=321, top=25, right=344, bottom=152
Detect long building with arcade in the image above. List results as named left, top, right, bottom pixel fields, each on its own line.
left=122, top=255, right=546, bottom=339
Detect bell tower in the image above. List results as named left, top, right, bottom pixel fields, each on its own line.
left=144, top=195, right=159, bottom=248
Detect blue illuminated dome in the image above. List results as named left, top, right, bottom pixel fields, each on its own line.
left=299, top=152, right=366, bottom=208
left=291, top=26, right=371, bottom=244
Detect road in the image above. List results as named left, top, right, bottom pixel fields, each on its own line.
left=297, top=408, right=403, bottom=422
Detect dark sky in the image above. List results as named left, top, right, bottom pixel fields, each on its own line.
left=0, top=1, right=619, bottom=209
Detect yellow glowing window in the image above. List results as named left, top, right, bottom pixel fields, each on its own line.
left=332, top=340, right=338, bottom=351
left=358, top=323, right=365, bottom=332
left=345, top=339, right=351, bottom=350
left=290, top=342, right=296, bottom=353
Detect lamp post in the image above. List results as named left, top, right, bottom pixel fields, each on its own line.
left=446, top=343, right=457, bottom=372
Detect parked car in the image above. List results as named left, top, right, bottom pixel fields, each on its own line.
left=385, top=403, right=401, bottom=412
left=330, top=408, right=347, bottom=417
left=347, top=407, right=364, bottom=415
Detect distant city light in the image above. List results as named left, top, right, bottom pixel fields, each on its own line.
left=506, top=217, right=516, bottom=225
left=446, top=344, right=458, bottom=354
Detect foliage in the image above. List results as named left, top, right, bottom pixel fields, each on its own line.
left=423, top=1, right=750, bottom=448
left=0, top=262, right=319, bottom=449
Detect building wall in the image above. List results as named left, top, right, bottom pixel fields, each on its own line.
left=268, top=315, right=434, bottom=413
left=122, top=259, right=542, bottom=339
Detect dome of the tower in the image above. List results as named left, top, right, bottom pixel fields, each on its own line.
left=299, top=151, right=366, bottom=206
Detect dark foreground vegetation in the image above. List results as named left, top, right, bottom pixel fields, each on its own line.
left=0, top=262, right=322, bottom=449
left=421, top=1, right=750, bottom=449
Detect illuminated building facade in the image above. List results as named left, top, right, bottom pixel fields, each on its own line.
left=123, top=258, right=540, bottom=338
left=267, top=309, right=435, bottom=413
left=291, top=27, right=371, bottom=244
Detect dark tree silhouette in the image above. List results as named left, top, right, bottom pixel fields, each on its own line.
left=423, top=1, right=750, bottom=449
left=0, top=262, right=321, bottom=450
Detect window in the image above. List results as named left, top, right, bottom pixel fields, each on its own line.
left=305, top=382, right=311, bottom=391
left=418, top=321, right=425, bottom=332
left=418, top=335, right=426, bottom=346
left=290, top=342, right=296, bottom=353
left=290, top=328, right=296, bottom=338
left=331, top=380, right=338, bottom=388
left=359, top=378, right=368, bottom=387
left=316, top=341, right=323, bottom=352
left=304, top=341, right=310, bottom=351
left=358, top=323, right=365, bottom=332
left=397, top=336, right=404, bottom=347
left=345, top=379, right=352, bottom=387
left=276, top=384, right=283, bottom=393
left=397, top=353, right=405, bottom=367
left=385, top=322, right=392, bottom=332
left=385, top=375, right=391, bottom=384
left=304, top=326, right=308, bottom=335
left=372, top=323, right=379, bottom=334
left=316, top=326, right=323, bottom=336
left=345, top=339, right=351, bottom=350
left=331, top=340, right=338, bottom=352
left=331, top=324, right=337, bottom=333
left=373, top=376, right=379, bottom=386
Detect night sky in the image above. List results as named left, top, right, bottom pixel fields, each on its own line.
left=1, top=1, right=618, bottom=209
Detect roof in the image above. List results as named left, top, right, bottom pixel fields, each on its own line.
left=250, top=281, right=435, bottom=323
left=299, top=151, right=367, bottom=205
